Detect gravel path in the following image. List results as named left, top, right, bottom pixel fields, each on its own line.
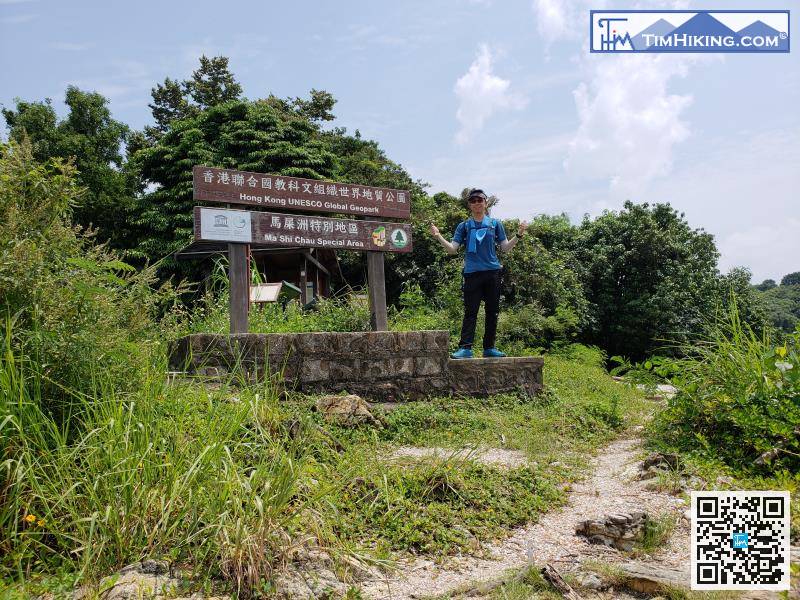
left=359, top=432, right=689, bottom=599
left=388, top=446, right=530, bottom=469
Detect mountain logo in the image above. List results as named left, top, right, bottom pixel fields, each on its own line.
left=591, top=10, right=790, bottom=53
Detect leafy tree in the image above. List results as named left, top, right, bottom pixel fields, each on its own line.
left=501, top=215, right=589, bottom=330
left=129, top=99, right=337, bottom=272
left=321, top=128, right=432, bottom=301
left=780, top=271, right=800, bottom=287
left=715, top=267, right=768, bottom=333
left=759, top=284, right=800, bottom=334
left=183, top=55, right=243, bottom=108
left=575, top=201, right=719, bottom=359
left=755, top=279, right=777, bottom=291
left=148, top=77, right=196, bottom=135
left=144, top=55, right=242, bottom=142
left=292, top=89, right=337, bottom=123
left=2, top=87, right=134, bottom=248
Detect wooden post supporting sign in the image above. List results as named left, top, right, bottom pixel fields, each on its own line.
left=367, top=251, right=388, bottom=331
left=228, top=243, right=249, bottom=334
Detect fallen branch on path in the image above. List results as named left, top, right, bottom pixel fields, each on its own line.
left=541, top=563, right=582, bottom=600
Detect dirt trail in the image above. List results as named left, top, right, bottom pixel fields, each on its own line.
left=359, top=431, right=690, bottom=599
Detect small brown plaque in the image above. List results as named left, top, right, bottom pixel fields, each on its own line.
left=193, top=166, right=410, bottom=219
left=194, top=207, right=412, bottom=253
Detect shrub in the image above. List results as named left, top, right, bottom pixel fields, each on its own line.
left=497, top=303, right=580, bottom=350
left=0, top=336, right=310, bottom=595
left=650, top=300, right=800, bottom=474
left=184, top=280, right=372, bottom=335
left=390, top=282, right=455, bottom=334
left=0, top=140, right=179, bottom=416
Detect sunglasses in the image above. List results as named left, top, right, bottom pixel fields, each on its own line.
left=468, top=195, right=486, bottom=204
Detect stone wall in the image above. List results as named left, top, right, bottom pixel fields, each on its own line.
left=449, top=356, right=543, bottom=397
left=169, top=331, right=542, bottom=400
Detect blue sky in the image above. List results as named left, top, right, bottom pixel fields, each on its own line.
left=1, top=0, right=797, bottom=281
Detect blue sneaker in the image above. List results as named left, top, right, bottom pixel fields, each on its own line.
left=483, top=348, right=506, bottom=358
left=450, top=347, right=474, bottom=359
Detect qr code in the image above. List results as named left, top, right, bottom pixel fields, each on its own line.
left=691, top=490, right=790, bottom=590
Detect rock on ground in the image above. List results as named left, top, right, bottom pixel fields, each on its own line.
left=576, top=512, right=649, bottom=551
left=315, top=394, right=382, bottom=427
left=74, top=560, right=181, bottom=600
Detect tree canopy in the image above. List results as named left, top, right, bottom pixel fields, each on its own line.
left=2, top=87, right=134, bottom=249
left=574, top=201, right=720, bottom=358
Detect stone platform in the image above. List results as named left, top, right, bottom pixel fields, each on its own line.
left=169, top=331, right=543, bottom=401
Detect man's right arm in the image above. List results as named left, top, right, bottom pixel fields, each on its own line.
left=436, top=234, right=460, bottom=255
left=431, top=223, right=461, bottom=255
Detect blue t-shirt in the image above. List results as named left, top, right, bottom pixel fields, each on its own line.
left=453, top=216, right=507, bottom=274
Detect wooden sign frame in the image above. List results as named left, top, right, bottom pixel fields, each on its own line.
left=193, top=166, right=410, bottom=219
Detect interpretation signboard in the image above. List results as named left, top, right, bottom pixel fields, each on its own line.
left=193, top=166, right=411, bottom=219
left=194, top=207, right=412, bottom=253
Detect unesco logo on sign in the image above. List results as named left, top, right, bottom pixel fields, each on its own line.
left=590, top=10, right=790, bottom=53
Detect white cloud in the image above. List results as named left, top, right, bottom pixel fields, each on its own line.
left=532, top=0, right=581, bottom=46
left=647, top=127, right=800, bottom=282
left=454, top=44, right=527, bottom=144
left=566, top=53, right=696, bottom=198
left=532, top=0, right=709, bottom=197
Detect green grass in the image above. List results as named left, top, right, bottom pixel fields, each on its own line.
left=1, top=344, right=318, bottom=598
left=2, top=344, right=651, bottom=598
left=429, top=566, right=561, bottom=599
left=299, top=351, right=652, bottom=559
left=632, top=513, right=677, bottom=557
left=646, top=302, right=800, bottom=537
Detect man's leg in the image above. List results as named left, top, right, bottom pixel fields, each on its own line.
left=482, top=269, right=502, bottom=350
left=458, top=273, right=481, bottom=348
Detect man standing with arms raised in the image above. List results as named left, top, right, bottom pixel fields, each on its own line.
left=430, top=189, right=528, bottom=359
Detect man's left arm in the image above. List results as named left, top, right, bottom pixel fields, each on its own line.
left=499, top=220, right=528, bottom=252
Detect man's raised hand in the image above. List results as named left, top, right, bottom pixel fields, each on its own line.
left=430, top=223, right=440, bottom=237
left=518, top=221, right=529, bottom=236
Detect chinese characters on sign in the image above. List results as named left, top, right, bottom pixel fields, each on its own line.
left=195, top=207, right=413, bottom=253
left=193, top=166, right=410, bottom=219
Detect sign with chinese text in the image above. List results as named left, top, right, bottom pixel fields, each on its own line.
left=194, top=207, right=413, bottom=253
left=193, top=166, right=410, bottom=219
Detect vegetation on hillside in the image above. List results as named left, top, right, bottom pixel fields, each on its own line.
left=755, top=273, right=800, bottom=334
left=3, top=54, right=783, bottom=359
left=2, top=53, right=798, bottom=598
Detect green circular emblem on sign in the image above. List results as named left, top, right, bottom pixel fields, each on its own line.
left=390, top=228, right=408, bottom=248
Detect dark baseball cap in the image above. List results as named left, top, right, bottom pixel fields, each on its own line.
left=467, top=188, right=487, bottom=201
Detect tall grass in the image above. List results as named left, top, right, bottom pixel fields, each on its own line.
left=0, top=326, right=325, bottom=597
left=650, top=299, right=800, bottom=474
